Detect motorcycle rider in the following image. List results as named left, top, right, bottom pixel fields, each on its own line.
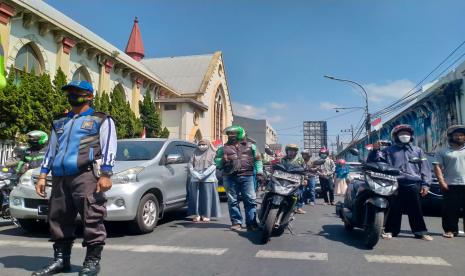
left=301, top=150, right=317, bottom=206
left=215, top=125, right=264, bottom=231
left=280, top=144, right=306, bottom=214
left=318, top=147, right=336, bottom=205
left=15, top=131, right=49, bottom=174
left=373, top=124, right=433, bottom=241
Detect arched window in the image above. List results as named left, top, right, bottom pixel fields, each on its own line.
left=14, top=43, right=42, bottom=75
left=213, top=86, right=225, bottom=140
left=72, top=66, right=91, bottom=82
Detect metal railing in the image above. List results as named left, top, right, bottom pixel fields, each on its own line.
left=0, top=140, right=15, bottom=166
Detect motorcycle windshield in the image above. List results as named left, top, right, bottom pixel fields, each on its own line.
left=272, top=163, right=306, bottom=174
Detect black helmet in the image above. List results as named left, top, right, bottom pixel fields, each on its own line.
left=391, top=124, right=414, bottom=142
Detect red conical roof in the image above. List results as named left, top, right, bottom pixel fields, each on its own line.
left=125, top=17, right=145, bottom=61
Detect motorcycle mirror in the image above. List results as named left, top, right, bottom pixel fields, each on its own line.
left=264, top=145, right=274, bottom=156
left=409, top=157, right=422, bottom=164
left=349, top=148, right=360, bottom=156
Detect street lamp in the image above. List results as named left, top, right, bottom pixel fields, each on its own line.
left=333, top=106, right=364, bottom=113
left=324, top=75, right=371, bottom=142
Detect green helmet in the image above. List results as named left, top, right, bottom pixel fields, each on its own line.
left=27, top=130, right=48, bottom=147
left=224, top=125, right=246, bottom=141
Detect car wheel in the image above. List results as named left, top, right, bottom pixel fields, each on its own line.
left=129, top=194, right=159, bottom=234
left=17, top=219, right=48, bottom=233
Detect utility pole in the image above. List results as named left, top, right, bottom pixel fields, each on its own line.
left=341, top=124, right=354, bottom=141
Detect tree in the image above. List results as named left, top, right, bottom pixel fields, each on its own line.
left=139, top=92, right=161, bottom=138
left=109, top=86, right=142, bottom=139
left=52, top=67, right=69, bottom=116
left=160, top=127, right=170, bottom=138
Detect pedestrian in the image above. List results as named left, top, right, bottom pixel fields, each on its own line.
left=215, top=125, right=264, bottom=231
left=318, top=147, right=336, bottom=205
left=188, top=139, right=221, bottom=222
left=375, top=124, right=433, bottom=241
left=434, top=125, right=465, bottom=238
left=33, top=80, right=117, bottom=276
left=334, top=159, right=349, bottom=195
left=301, top=150, right=317, bottom=206
left=280, top=144, right=306, bottom=214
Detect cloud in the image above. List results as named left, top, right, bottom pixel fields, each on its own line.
left=232, top=102, right=283, bottom=123
left=364, top=79, right=415, bottom=102
left=232, top=102, right=267, bottom=118
left=268, top=102, right=288, bottom=110
left=320, top=102, right=341, bottom=110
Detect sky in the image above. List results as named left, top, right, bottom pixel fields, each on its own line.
left=46, top=0, right=465, bottom=150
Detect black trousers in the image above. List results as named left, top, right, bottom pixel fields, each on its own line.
left=442, top=185, right=465, bottom=234
left=385, top=184, right=428, bottom=236
left=319, top=176, right=334, bottom=203
left=48, top=170, right=107, bottom=247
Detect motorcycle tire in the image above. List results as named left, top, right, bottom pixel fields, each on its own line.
left=364, top=209, right=384, bottom=249
left=261, top=207, right=278, bottom=244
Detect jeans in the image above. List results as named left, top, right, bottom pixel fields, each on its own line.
left=296, top=186, right=305, bottom=209
left=224, top=175, right=257, bottom=226
left=306, top=176, right=316, bottom=203
left=320, top=175, right=334, bottom=203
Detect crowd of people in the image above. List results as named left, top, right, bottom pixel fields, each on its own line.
left=186, top=122, right=465, bottom=243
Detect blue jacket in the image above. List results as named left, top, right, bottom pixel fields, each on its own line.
left=41, top=108, right=117, bottom=176
left=335, top=165, right=349, bottom=179
left=371, top=143, right=432, bottom=186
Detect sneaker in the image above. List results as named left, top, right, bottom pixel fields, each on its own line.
left=415, top=234, right=433, bottom=241
left=230, top=224, right=242, bottom=231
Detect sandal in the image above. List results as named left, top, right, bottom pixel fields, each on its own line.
left=201, top=217, right=211, bottom=222
left=192, top=216, right=201, bottom=223
left=382, top=232, right=393, bottom=240
left=442, top=232, right=454, bottom=238
left=415, top=234, right=434, bottom=241
left=295, top=208, right=306, bottom=214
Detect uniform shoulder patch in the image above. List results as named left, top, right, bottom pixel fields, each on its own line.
left=81, top=120, right=95, bottom=130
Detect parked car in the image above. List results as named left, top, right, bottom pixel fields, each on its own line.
left=9, top=138, right=197, bottom=234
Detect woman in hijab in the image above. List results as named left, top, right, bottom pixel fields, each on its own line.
left=187, top=139, right=222, bottom=222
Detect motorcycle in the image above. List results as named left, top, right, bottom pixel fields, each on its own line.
left=0, top=168, right=15, bottom=219
left=335, top=148, right=400, bottom=249
left=258, top=162, right=308, bottom=244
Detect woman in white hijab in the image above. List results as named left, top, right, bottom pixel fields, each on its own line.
left=187, top=139, right=222, bottom=222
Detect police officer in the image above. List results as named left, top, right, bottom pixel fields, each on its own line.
left=33, top=80, right=117, bottom=276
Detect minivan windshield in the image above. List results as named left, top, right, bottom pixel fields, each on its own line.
left=116, top=141, right=164, bottom=161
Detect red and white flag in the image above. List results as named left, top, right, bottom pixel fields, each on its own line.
left=140, top=127, right=146, bottom=139
left=371, top=117, right=382, bottom=131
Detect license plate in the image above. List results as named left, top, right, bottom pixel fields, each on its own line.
left=38, top=205, right=49, bottom=215
left=273, top=170, right=301, bottom=183
left=217, top=186, right=225, bottom=193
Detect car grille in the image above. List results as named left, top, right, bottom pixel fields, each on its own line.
left=24, top=198, right=49, bottom=209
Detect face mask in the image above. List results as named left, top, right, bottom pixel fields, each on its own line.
left=228, top=136, right=237, bottom=143
left=398, top=135, right=411, bottom=144
left=320, top=154, right=328, bottom=159
left=198, top=145, right=208, bottom=151
left=67, top=94, right=88, bottom=107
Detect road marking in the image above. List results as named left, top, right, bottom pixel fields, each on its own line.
left=365, top=255, right=451, bottom=266
left=0, top=240, right=228, bottom=256
left=255, top=250, right=328, bottom=261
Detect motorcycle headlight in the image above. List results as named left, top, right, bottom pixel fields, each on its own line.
left=112, top=167, right=144, bottom=184
left=365, top=175, right=398, bottom=196
left=19, top=170, right=34, bottom=187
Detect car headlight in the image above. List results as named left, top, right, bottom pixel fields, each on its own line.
left=19, top=170, right=34, bottom=187
left=366, top=175, right=398, bottom=196
left=112, top=167, right=144, bottom=184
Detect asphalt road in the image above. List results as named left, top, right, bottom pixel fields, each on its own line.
left=0, top=197, right=464, bottom=276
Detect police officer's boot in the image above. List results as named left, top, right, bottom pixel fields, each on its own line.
left=79, top=244, right=103, bottom=276
left=31, top=242, right=72, bottom=276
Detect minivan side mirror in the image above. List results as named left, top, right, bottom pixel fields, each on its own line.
left=166, top=154, right=183, bottom=164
